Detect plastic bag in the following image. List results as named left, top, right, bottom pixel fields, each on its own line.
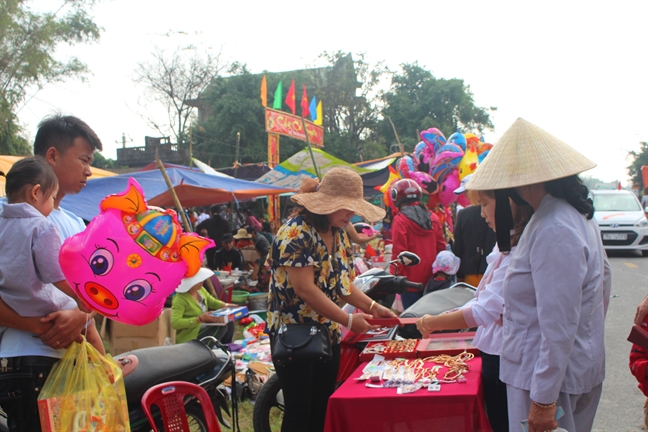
left=37, top=338, right=130, bottom=432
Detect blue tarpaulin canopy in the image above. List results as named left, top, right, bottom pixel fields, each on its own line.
left=61, top=167, right=295, bottom=221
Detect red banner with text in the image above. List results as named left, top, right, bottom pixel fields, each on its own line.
left=265, top=108, right=324, bottom=147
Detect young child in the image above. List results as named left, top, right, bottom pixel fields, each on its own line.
left=423, top=250, right=460, bottom=295
left=0, top=157, right=105, bottom=354
left=629, top=317, right=648, bottom=429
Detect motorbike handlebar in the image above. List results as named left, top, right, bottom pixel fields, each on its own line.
left=401, top=279, right=424, bottom=291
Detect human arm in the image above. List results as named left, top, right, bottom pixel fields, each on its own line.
left=451, top=212, right=465, bottom=278
left=39, top=308, right=89, bottom=349
left=201, top=287, right=237, bottom=311
left=340, top=281, right=397, bottom=320
left=416, top=310, right=469, bottom=338
left=345, top=222, right=379, bottom=245
left=0, top=297, right=53, bottom=335
left=636, top=295, right=648, bottom=326
left=528, top=224, right=587, bottom=405
left=286, top=266, right=376, bottom=335
left=431, top=213, right=447, bottom=254
left=53, top=280, right=91, bottom=313
left=170, top=294, right=201, bottom=330
left=389, top=215, right=407, bottom=275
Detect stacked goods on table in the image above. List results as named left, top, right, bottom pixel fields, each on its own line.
left=357, top=350, right=476, bottom=393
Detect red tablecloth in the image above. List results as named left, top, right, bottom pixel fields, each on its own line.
left=324, top=357, right=491, bottom=432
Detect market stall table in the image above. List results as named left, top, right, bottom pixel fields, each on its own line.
left=323, top=356, right=491, bottom=432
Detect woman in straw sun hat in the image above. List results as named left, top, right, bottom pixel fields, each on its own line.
left=266, top=167, right=396, bottom=432
left=466, top=118, right=612, bottom=432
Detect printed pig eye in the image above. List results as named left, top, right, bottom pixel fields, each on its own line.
left=89, top=249, right=114, bottom=276
left=124, top=279, right=152, bottom=302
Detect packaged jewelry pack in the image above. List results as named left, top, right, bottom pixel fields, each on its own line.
left=359, top=339, right=419, bottom=361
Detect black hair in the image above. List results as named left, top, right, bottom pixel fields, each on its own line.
left=262, top=221, right=271, bottom=232
left=299, top=208, right=331, bottom=233
left=33, top=114, right=103, bottom=156
left=3, top=157, right=58, bottom=203
left=545, top=175, right=594, bottom=220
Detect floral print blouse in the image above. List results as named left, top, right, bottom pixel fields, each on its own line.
left=266, top=215, right=355, bottom=345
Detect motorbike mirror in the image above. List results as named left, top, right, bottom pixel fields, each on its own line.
left=397, top=251, right=420, bottom=266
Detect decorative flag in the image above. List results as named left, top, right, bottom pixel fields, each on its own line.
left=260, top=75, right=267, bottom=107
left=285, top=78, right=296, bottom=115
left=309, top=97, right=317, bottom=122
left=300, top=85, right=310, bottom=118
left=273, top=81, right=283, bottom=109
left=314, top=101, right=323, bottom=125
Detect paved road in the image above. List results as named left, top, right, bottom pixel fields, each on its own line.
left=593, top=250, right=648, bottom=432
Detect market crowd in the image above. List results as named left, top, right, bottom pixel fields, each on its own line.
left=1, top=113, right=646, bottom=432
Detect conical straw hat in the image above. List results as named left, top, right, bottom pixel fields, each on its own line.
left=466, top=118, right=596, bottom=190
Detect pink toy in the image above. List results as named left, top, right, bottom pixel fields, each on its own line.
left=438, top=170, right=460, bottom=206
left=353, top=223, right=379, bottom=237
left=59, top=178, right=214, bottom=326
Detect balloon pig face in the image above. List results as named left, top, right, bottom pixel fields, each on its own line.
left=59, top=178, right=213, bottom=326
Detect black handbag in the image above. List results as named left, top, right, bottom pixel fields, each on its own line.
left=272, top=322, right=333, bottom=366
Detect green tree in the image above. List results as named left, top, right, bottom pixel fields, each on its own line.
left=310, top=52, right=390, bottom=162
left=379, top=63, right=494, bottom=150
left=0, top=0, right=101, bottom=154
left=628, top=141, right=648, bottom=192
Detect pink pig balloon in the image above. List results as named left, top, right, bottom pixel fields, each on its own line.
left=59, top=178, right=214, bottom=326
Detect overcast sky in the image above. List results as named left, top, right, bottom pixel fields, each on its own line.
left=20, top=0, right=648, bottom=184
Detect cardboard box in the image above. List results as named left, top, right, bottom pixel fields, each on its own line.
left=210, top=306, right=248, bottom=324
left=416, top=332, right=479, bottom=358
left=109, top=308, right=175, bottom=354
left=241, top=249, right=260, bottom=263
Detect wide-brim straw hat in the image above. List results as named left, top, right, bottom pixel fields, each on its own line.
left=233, top=228, right=252, bottom=239
left=291, top=167, right=386, bottom=223
left=176, top=267, right=214, bottom=293
left=466, top=118, right=596, bottom=191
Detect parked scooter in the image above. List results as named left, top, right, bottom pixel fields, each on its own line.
left=252, top=252, right=424, bottom=432
left=0, top=338, right=235, bottom=432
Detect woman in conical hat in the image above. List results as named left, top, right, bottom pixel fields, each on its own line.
left=466, top=118, right=611, bottom=432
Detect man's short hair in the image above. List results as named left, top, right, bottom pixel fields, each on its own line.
left=210, top=204, right=220, bottom=214
left=33, top=114, right=103, bottom=156
left=221, top=233, right=233, bottom=242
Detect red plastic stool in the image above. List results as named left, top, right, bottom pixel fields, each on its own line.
left=141, top=381, right=221, bottom=432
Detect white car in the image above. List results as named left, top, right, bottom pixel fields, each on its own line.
left=590, top=190, right=648, bottom=256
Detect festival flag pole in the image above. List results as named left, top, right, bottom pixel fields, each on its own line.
left=387, top=116, right=405, bottom=157
left=156, top=157, right=217, bottom=296
left=301, top=117, right=321, bottom=180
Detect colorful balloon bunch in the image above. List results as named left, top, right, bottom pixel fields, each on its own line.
left=377, top=127, right=492, bottom=216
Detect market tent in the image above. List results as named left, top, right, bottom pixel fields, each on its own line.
left=353, top=153, right=402, bottom=197
left=60, top=167, right=296, bottom=221
left=0, top=155, right=117, bottom=197
left=256, top=148, right=373, bottom=190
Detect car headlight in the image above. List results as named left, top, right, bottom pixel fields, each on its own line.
left=636, top=218, right=648, bottom=228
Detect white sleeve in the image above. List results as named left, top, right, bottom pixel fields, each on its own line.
left=470, top=254, right=510, bottom=327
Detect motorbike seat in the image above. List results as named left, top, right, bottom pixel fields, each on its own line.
left=399, top=283, right=476, bottom=338
left=121, top=340, right=220, bottom=409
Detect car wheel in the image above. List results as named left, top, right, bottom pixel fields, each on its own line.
left=642, top=250, right=648, bottom=257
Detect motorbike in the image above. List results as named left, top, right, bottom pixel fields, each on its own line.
left=0, top=338, right=236, bottom=432
left=252, top=251, right=426, bottom=432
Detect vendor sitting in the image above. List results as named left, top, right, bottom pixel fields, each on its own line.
left=171, top=267, right=238, bottom=344
left=233, top=227, right=254, bottom=249
left=212, top=233, right=244, bottom=271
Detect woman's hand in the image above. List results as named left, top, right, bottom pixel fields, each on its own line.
left=527, top=403, right=557, bottom=432
left=349, top=313, right=378, bottom=335
left=416, top=314, right=434, bottom=338
left=371, top=302, right=397, bottom=319
left=198, top=312, right=225, bottom=324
